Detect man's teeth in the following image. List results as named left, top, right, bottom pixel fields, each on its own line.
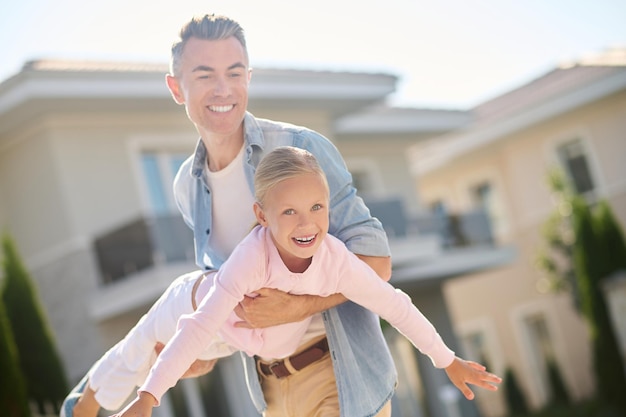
left=209, top=105, right=233, bottom=112
left=295, top=236, right=315, bottom=243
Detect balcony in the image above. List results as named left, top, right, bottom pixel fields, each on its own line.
left=93, top=214, right=195, bottom=285
left=89, top=200, right=511, bottom=320
left=93, top=200, right=496, bottom=285
left=364, top=197, right=494, bottom=247
left=364, top=197, right=514, bottom=286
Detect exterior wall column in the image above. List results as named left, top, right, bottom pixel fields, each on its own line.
left=403, top=284, right=482, bottom=417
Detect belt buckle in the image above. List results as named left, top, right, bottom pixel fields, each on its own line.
left=269, top=361, right=288, bottom=379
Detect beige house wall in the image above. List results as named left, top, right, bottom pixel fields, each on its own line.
left=1, top=109, right=196, bottom=261
left=416, top=89, right=626, bottom=411
left=335, top=135, right=422, bottom=214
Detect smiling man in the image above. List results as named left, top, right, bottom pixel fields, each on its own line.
left=165, top=15, right=395, bottom=417
left=64, top=14, right=396, bottom=417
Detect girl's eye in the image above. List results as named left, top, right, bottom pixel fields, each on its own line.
left=312, top=204, right=322, bottom=211
left=284, top=209, right=295, bottom=215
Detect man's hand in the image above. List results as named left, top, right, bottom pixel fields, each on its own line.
left=233, top=288, right=346, bottom=328
left=110, top=391, right=156, bottom=417
left=73, top=383, right=100, bottom=417
left=154, top=343, right=217, bottom=378
left=233, top=256, right=390, bottom=329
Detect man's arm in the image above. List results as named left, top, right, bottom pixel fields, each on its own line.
left=233, top=255, right=390, bottom=328
left=356, top=254, right=392, bottom=282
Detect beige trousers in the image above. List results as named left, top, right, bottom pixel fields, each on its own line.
left=259, top=337, right=392, bottom=417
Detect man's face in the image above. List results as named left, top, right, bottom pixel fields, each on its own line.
left=167, top=36, right=251, bottom=141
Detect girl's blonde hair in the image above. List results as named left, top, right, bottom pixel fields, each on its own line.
left=254, top=146, right=328, bottom=205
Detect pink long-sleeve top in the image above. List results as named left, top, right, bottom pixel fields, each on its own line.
left=141, top=226, right=454, bottom=404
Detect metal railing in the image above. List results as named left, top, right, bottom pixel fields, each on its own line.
left=93, top=199, right=493, bottom=285
left=93, top=214, right=194, bottom=284
left=365, top=197, right=494, bottom=247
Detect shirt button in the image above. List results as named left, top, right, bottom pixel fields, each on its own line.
left=206, top=228, right=210, bottom=234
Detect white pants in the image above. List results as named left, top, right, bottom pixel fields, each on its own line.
left=88, top=270, right=236, bottom=410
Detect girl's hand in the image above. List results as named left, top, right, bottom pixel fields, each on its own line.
left=444, top=357, right=502, bottom=400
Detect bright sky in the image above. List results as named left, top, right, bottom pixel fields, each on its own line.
left=2, top=0, right=625, bottom=109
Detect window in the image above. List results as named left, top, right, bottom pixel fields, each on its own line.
left=430, top=199, right=448, bottom=217
left=345, top=158, right=383, bottom=198
left=470, top=181, right=495, bottom=219
left=462, top=331, right=491, bottom=366
left=557, top=139, right=595, bottom=195
left=351, top=170, right=372, bottom=195
left=525, top=314, right=554, bottom=360
left=523, top=313, right=555, bottom=404
left=141, top=152, right=188, bottom=214
left=467, top=179, right=506, bottom=241
left=471, top=182, right=492, bottom=209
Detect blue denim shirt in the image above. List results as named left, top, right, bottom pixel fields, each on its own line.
left=173, top=112, right=397, bottom=417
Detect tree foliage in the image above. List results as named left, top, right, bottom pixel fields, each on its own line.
left=504, top=367, right=530, bottom=416
left=572, top=198, right=626, bottom=413
left=535, top=169, right=579, bottom=305
left=546, top=359, right=570, bottom=406
left=1, top=234, right=68, bottom=414
left=0, top=296, right=31, bottom=417
left=536, top=169, right=626, bottom=413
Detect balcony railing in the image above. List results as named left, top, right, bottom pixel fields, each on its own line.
left=365, top=197, right=494, bottom=247
left=93, top=214, right=194, bottom=284
left=93, top=199, right=493, bottom=285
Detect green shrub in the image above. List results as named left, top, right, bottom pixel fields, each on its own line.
left=1, top=234, right=68, bottom=414
left=0, top=297, right=31, bottom=417
left=504, top=367, right=530, bottom=416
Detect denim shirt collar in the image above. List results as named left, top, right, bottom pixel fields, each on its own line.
left=190, top=112, right=265, bottom=180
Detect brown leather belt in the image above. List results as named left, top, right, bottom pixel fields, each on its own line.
left=257, top=337, right=329, bottom=379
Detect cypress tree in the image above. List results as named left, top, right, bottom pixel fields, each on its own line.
left=546, top=359, right=570, bottom=406
left=1, top=234, right=68, bottom=414
left=503, top=367, right=529, bottom=416
left=572, top=198, right=626, bottom=413
left=0, top=296, right=31, bottom=417
left=595, top=200, right=626, bottom=272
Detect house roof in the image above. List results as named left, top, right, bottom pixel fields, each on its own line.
left=0, top=59, right=398, bottom=135
left=472, top=47, right=626, bottom=125
left=0, top=58, right=475, bottom=140
left=19, top=59, right=168, bottom=73
left=335, top=105, right=471, bottom=136
left=409, top=47, right=626, bottom=175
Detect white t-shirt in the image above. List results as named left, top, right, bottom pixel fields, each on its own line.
left=205, top=145, right=256, bottom=261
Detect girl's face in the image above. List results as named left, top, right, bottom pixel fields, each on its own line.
left=253, top=173, right=329, bottom=272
